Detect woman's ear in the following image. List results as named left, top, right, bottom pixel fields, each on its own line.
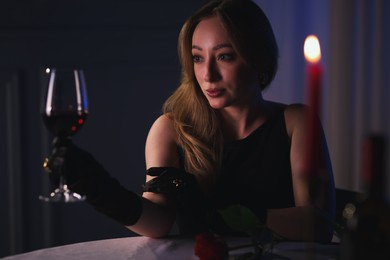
left=259, top=72, right=268, bottom=87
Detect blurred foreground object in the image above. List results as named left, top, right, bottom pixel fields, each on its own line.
left=340, top=134, right=390, bottom=259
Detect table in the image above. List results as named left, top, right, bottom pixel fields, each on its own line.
left=1, top=236, right=340, bottom=260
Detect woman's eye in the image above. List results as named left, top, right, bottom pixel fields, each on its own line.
left=193, top=55, right=202, bottom=63
left=219, top=54, right=234, bottom=61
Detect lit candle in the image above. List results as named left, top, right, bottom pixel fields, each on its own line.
left=304, top=35, right=322, bottom=176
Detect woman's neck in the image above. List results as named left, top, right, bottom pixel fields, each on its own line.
left=219, top=96, right=273, bottom=141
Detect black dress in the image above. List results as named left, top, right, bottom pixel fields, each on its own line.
left=145, top=107, right=296, bottom=235
left=213, top=107, right=295, bottom=219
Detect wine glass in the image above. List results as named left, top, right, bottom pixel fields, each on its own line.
left=39, top=68, right=89, bottom=203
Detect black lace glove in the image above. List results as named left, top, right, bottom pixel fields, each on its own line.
left=143, top=167, right=212, bottom=235
left=143, top=167, right=201, bottom=194
left=45, top=137, right=142, bottom=226
left=143, top=167, right=268, bottom=236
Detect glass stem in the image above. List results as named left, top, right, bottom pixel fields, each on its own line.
left=58, top=165, right=68, bottom=191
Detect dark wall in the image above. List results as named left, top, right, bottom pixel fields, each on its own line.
left=0, top=0, right=205, bottom=257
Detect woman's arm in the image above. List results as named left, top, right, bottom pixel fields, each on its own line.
left=126, top=114, right=180, bottom=237
left=266, top=104, right=336, bottom=242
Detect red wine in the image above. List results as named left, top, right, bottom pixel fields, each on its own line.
left=42, top=112, right=88, bottom=137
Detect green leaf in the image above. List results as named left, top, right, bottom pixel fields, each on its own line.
left=217, top=204, right=265, bottom=236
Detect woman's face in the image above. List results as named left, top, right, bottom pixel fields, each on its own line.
left=191, top=16, right=259, bottom=110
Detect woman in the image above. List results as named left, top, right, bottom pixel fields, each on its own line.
left=47, top=0, right=335, bottom=242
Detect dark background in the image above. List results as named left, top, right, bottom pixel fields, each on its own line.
left=0, top=0, right=205, bottom=257
left=2, top=0, right=390, bottom=258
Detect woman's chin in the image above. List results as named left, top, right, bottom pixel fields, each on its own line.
left=209, top=103, right=226, bottom=110
left=207, top=99, right=229, bottom=110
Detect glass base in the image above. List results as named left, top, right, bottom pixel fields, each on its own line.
left=39, top=184, right=86, bottom=203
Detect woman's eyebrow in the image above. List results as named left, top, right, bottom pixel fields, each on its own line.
left=192, top=45, right=202, bottom=51
left=213, top=43, right=233, bottom=50
left=192, top=43, right=233, bottom=51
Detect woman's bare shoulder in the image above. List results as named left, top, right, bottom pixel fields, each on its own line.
left=149, top=114, right=176, bottom=135
left=145, top=114, right=179, bottom=169
left=283, top=103, right=308, bottom=137
left=284, top=103, right=307, bottom=114
left=267, top=102, right=308, bottom=125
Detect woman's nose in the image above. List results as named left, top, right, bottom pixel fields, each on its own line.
left=204, top=59, right=221, bottom=82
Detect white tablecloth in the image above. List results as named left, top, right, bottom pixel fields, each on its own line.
left=2, top=236, right=340, bottom=260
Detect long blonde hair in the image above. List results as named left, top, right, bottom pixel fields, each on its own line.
left=163, top=0, right=278, bottom=185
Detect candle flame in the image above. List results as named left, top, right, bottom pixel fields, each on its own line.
left=304, top=35, right=321, bottom=63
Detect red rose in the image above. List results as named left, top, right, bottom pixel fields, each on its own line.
left=194, top=232, right=228, bottom=260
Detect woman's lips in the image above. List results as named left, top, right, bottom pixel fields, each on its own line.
left=205, top=88, right=224, bottom=98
